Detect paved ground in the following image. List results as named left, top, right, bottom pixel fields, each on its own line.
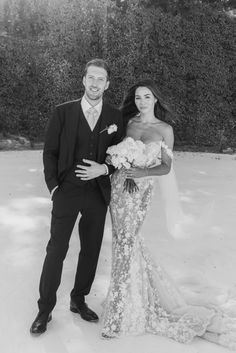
left=0, top=150, right=236, bottom=353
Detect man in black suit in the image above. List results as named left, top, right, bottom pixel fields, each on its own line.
left=30, top=59, right=124, bottom=334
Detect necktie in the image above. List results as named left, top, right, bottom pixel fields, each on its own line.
left=86, top=106, right=98, bottom=130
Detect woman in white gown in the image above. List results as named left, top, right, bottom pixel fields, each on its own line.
left=101, top=80, right=236, bottom=350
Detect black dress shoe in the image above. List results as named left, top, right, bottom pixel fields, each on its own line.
left=30, top=312, right=52, bottom=335
left=70, top=301, right=99, bottom=322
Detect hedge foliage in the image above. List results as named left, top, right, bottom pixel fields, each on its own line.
left=0, top=0, right=235, bottom=149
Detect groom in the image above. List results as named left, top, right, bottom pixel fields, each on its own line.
left=30, top=59, right=124, bottom=334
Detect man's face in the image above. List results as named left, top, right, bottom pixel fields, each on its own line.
left=83, top=65, right=110, bottom=102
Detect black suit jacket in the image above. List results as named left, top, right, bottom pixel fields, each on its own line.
left=43, top=99, right=124, bottom=205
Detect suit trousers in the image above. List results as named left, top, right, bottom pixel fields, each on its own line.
left=38, top=181, right=107, bottom=314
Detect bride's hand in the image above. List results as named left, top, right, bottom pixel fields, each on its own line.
left=105, top=154, right=112, bottom=165
left=126, top=167, right=148, bottom=179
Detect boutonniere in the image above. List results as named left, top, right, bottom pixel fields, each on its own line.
left=100, top=124, right=118, bottom=135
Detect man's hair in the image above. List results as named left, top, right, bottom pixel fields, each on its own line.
left=84, top=59, right=111, bottom=80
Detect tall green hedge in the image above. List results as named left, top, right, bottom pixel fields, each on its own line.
left=0, top=0, right=235, bottom=149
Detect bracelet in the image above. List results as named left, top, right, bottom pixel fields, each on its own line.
left=145, top=168, right=149, bottom=177
left=103, top=164, right=109, bottom=175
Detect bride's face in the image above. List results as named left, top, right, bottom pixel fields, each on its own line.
left=134, top=87, right=157, bottom=115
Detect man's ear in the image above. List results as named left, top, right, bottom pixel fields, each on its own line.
left=82, top=76, right=86, bottom=87
left=105, top=80, right=110, bottom=91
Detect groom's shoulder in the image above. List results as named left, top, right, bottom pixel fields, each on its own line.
left=103, top=100, right=121, bottom=116
left=55, top=99, right=81, bottom=111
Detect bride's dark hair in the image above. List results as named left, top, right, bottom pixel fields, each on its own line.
left=120, top=79, right=173, bottom=129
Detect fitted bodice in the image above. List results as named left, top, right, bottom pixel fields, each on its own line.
left=122, top=137, right=172, bottom=169
left=139, top=140, right=162, bottom=167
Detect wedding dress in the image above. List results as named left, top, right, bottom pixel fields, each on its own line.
left=101, top=140, right=236, bottom=350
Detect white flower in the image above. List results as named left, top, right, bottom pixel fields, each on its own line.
left=107, top=137, right=147, bottom=170
left=100, top=124, right=118, bottom=135
left=107, top=124, right=118, bottom=134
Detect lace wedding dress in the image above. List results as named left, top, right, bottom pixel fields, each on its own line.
left=101, top=140, right=236, bottom=350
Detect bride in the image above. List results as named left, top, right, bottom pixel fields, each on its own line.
left=101, top=79, right=236, bottom=350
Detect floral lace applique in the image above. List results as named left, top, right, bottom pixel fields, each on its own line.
left=160, top=141, right=173, bottom=159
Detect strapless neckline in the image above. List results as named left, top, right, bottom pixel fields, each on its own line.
left=124, top=137, right=173, bottom=160
left=126, top=136, right=163, bottom=147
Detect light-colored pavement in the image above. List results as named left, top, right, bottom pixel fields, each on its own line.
left=0, top=150, right=236, bottom=353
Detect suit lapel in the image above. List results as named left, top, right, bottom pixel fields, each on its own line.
left=65, top=99, right=81, bottom=163
left=98, top=103, right=110, bottom=161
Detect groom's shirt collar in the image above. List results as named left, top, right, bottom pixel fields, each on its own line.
left=81, top=95, right=103, bottom=117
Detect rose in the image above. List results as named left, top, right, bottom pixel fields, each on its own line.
left=100, top=124, right=118, bottom=135
left=108, top=124, right=118, bottom=134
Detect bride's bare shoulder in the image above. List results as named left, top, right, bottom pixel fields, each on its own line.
left=157, top=121, right=173, bottom=136
left=156, top=121, right=174, bottom=147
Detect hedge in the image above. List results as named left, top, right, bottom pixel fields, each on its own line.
left=0, top=0, right=235, bottom=150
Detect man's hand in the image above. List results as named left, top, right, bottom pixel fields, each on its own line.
left=75, top=159, right=107, bottom=180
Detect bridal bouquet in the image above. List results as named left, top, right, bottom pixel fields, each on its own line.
left=106, top=137, right=150, bottom=193
left=106, top=137, right=146, bottom=168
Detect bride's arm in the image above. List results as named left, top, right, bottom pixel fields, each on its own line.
left=148, top=124, right=174, bottom=176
